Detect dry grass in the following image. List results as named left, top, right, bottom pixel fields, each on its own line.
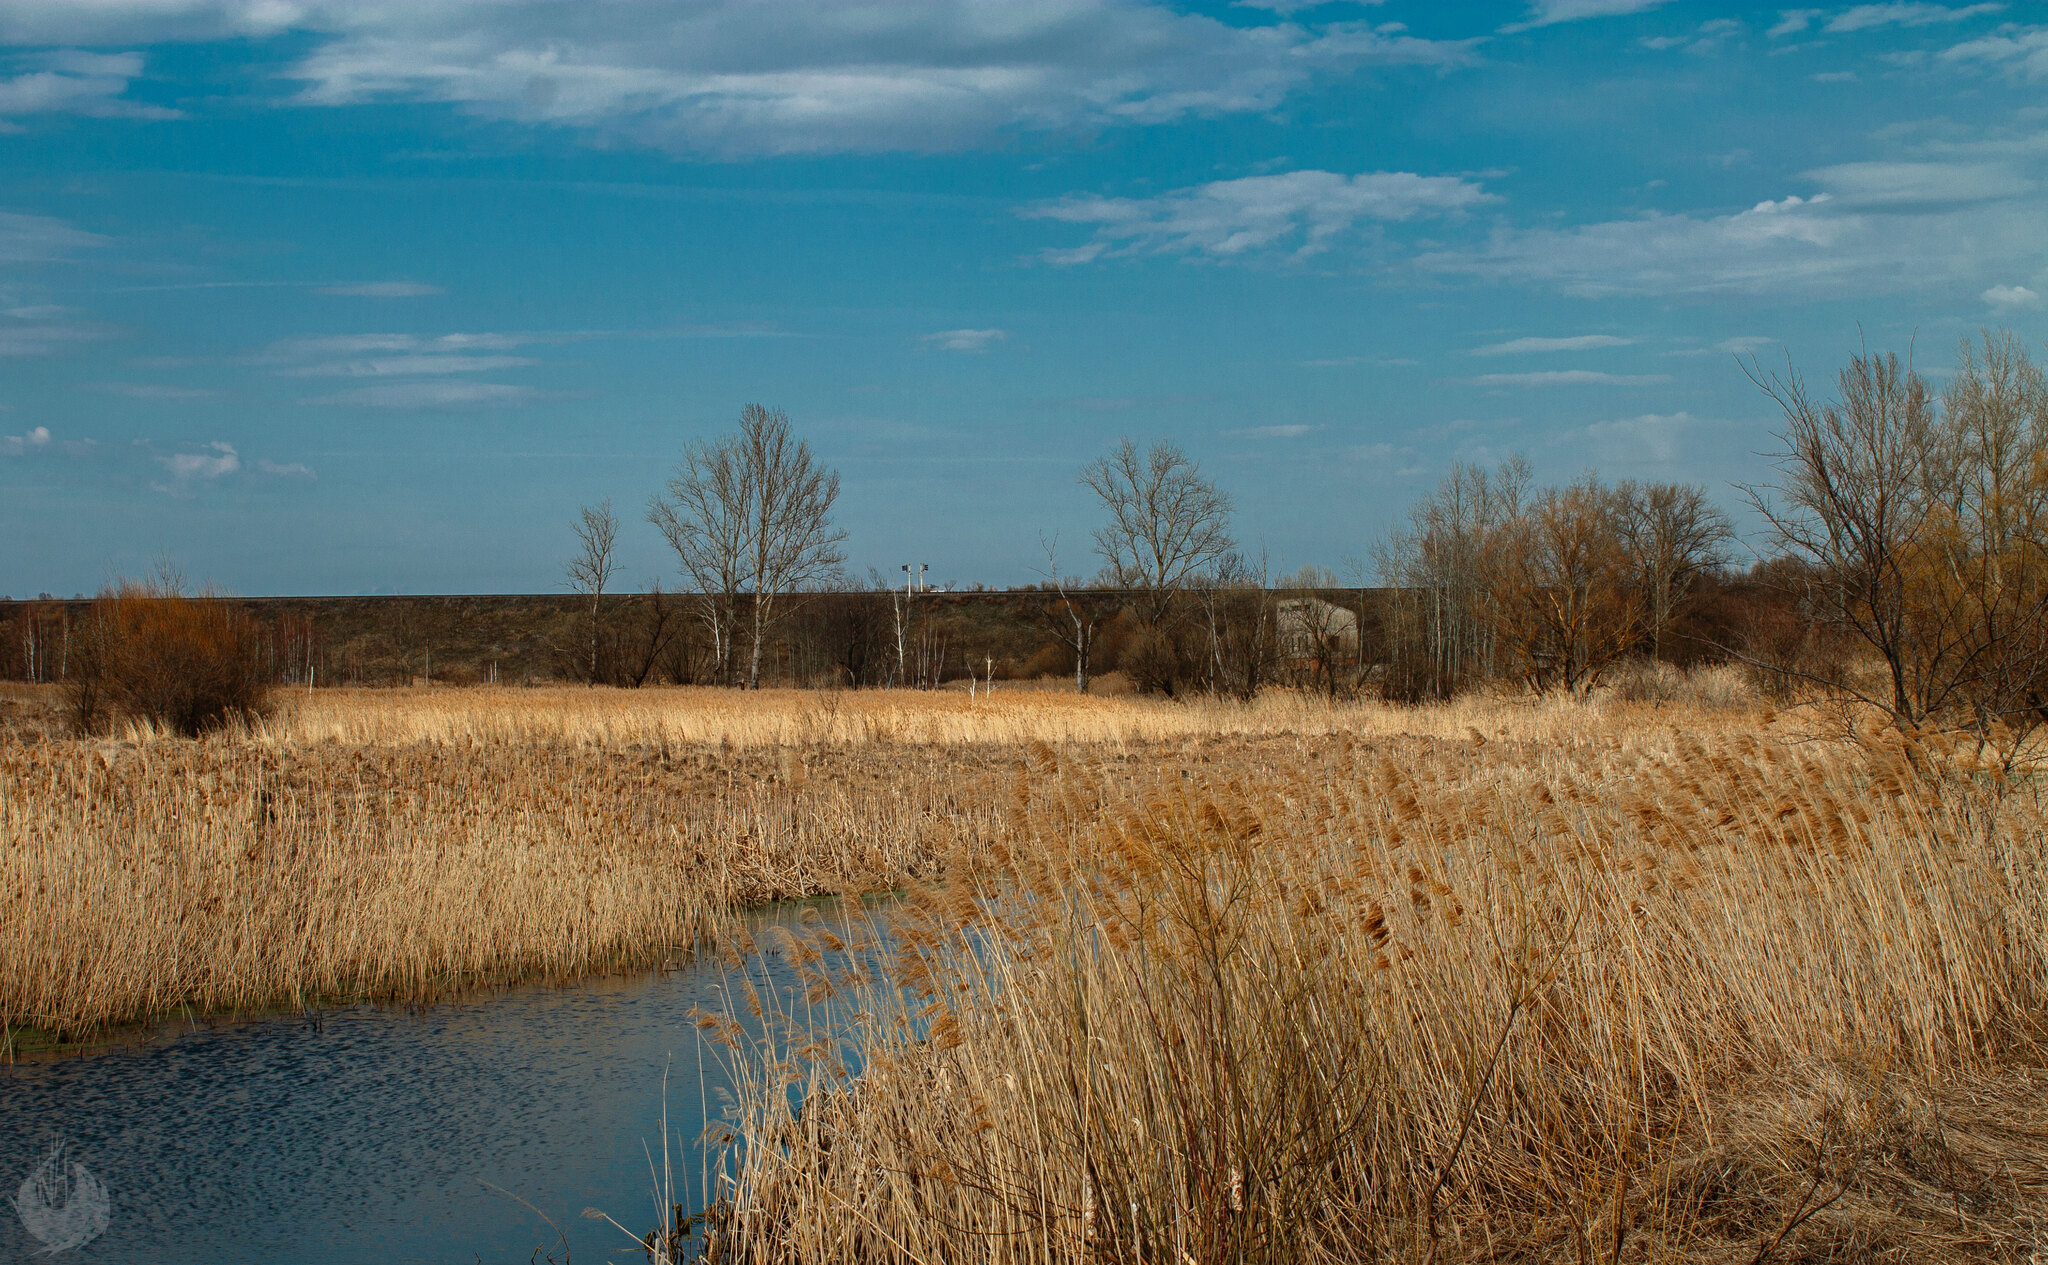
left=260, top=680, right=1765, bottom=750
left=695, top=723, right=2048, bottom=1264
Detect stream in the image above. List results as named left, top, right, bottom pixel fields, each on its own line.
left=0, top=902, right=845, bottom=1264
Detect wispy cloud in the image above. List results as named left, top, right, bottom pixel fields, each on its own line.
left=922, top=328, right=1007, bottom=353
left=256, top=458, right=315, bottom=477
left=91, top=382, right=223, bottom=400
left=1940, top=23, right=2048, bottom=79
left=1470, top=370, right=1674, bottom=386
left=1224, top=423, right=1318, bottom=438
left=1470, top=334, right=1637, bottom=355
left=0, top=209, right=105, bottom=263
left=0, top=50, right=178, bottom=124
left=1029, top=169, right=1493, bottom=265
left=1825, top=3, right=2003, bottom=34
left=284, top=354, right=538, bottom=377
left=304, top=381, right=539, bottom=409
left=1502, top=0, right=1677, bottom=34
left=314, top=281, right=445, bottom=298
left=0, top=2, right=1474, bottom=156
left=1578, top=411, right=1697, bottom=465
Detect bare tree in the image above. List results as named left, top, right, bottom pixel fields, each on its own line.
left=1373, top=457, right=1528, bottom=700
left=1742, top=344, right=1942, bottom=722
left=565, top=498, right=618, bottom=686
left=1081, top=438, right=1235, bottom=630
left=649, top=404, right=845, bottom=690
left=1611, top=482, right=1736, bottom=659
left=1483, top=477, right=1645, bottom=696
left=1034, top=533, right=1104, bottom=693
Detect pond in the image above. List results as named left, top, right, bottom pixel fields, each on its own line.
left=0, top=902, right=846, bottom=1264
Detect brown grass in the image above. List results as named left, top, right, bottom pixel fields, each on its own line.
left=695, top=720, right=2048, bottom=1264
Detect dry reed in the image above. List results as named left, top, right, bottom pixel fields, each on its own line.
left=697, top=724, right=2048, bottom=1263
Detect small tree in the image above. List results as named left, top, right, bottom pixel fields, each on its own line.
left=565, top=498, right=618, bottom=686
left=1483, top=477, right=1644, bottom=696
left=67, top=572, right=273, bottom=736
left=649, top=404, right=845, bottom=689
left=1611, top=481, right=1735, bottom=660
left=1034, top=534, right=1105, bottom=693
left=1082, top=438, right=1235, bottom=633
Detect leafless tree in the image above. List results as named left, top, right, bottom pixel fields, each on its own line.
left=1198, top=552, right=1279, bottom=701
left=565, top=498, right=618, bottom=686
left=1742, top=344, right=1942, bottom=722
left=650, top=434, right=750, bottom=685
left=1081, top=438, right=1235, bottom=630
left=1746, top=332, right=2048, bottom=747
left=1483, top=476, right=1645, bottom=695
left=1373, top=457, right=1528, bottom=700
left=649, top=404, right=845, bottom=689
left=1611, top=481, right=1736, bottom=659
left=1033, top=533, right=1104, bottom=693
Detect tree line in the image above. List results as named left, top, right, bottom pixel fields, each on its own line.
left=10, top=328, right=2047, bottom=748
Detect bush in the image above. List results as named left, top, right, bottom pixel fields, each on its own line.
left=66, top=579, right=273, bottom=737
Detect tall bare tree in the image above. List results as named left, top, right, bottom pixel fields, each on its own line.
left=1611, top=481, right=1736, bottom=659
left=649, top=404, right=844, bottom=690
left=1081, top=438, right=1235, bottom=630
left=1034, top=533, right=1104, bottom=693
left=565, top=498, right=618, bottom=686
left=1742, top=344, right=1942, bottom=723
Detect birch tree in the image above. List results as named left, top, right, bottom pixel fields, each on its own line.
left=565, top=498, right=618, bottom=685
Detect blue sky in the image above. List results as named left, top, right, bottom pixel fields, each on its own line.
left=2, top=0, right=2046, bottom=595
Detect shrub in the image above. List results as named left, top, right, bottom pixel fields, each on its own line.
left=66, top=578, right=273, bottom=737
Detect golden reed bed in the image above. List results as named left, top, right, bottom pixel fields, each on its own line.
left=698, top=721, right=2048, bottom=1264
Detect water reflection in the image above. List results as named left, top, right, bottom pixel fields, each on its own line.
left=0, top=901, right=848, bottom=1264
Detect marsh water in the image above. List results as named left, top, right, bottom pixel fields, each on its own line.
left=0, top=902, right=846, bottom=1264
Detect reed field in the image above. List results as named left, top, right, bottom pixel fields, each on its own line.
left=692, top=706, right=2048, bottom=1264
left=7, top=677, right=2048, bottom=1260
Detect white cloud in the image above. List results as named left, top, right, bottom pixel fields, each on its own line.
left=922, top=328, right=1007, bottom=353
left=92, top=382, right=223, bottom=399
left=1579, top=411, right=1695, bottom=464
left=314, top=281, right=445, bottom=297
left=256, top=458, right=315, bottom=477
left=0, top=210, right=105, bottom=263
left=1471, top=370, right=1674, bottom=386
left=158, top=440, right=239, bottom=481
left=263, top=331, right=531, bottom=359
left=1802, top=159, right=2032, bottom=205
left=1941, top=24, right=2048, bottom=79
left=1471, top=334, right=1637, bottom=355
left=1224, top=423, right=1317, bottom=437
left=0, top=2, right=1474, bottom=155
left=1718, top=335, right=1777, bottom=354
left=0, top=49, right=178, bottom=123
left=1769, top=9, right=1823, bottom=37
left=1418, top=159, right=2048, bottom=299
left=1825, top=3, right=2003, bottom=33
left=0, top=423, right=49, bottom=455
left=1502, top=0, right=1677, bottom=33
left=1983, top=283, right=2043, bottom=310
left=283, top=354, right=537, bottom=377
left=1029, top=168, right=1493, bottom=264
left=304, top=381, right=538, bottom=408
